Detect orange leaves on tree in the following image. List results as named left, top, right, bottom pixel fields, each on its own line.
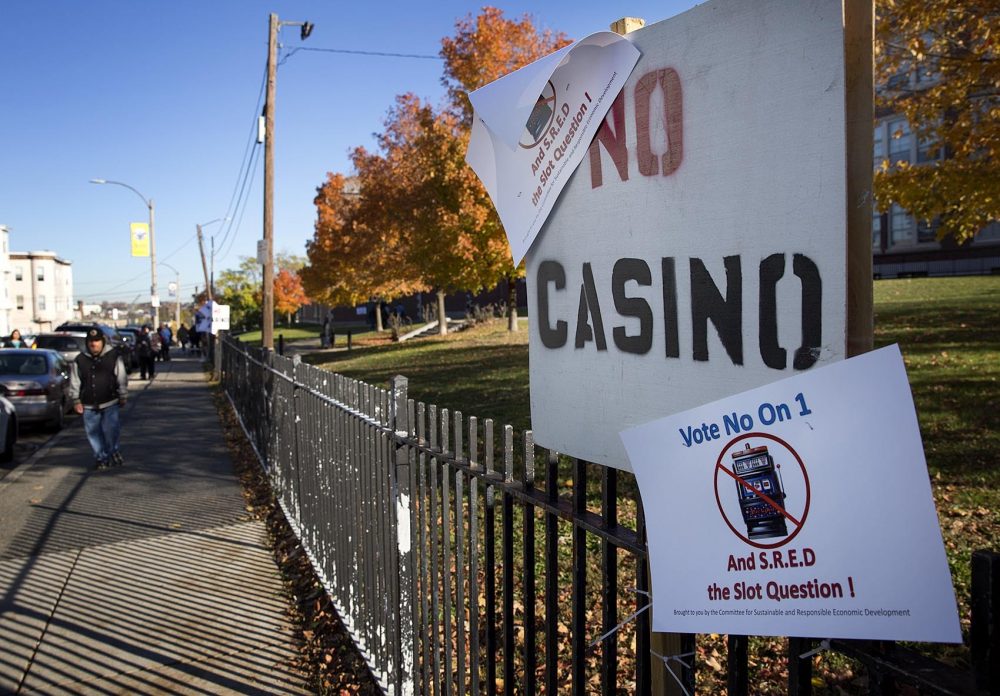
left=441, top=6, right=571, bottom=123
left=274, top=268, right=309, bottom=319
left=302, top=8, right=571, bottom=325
left=302, top=171, right=427, bottom=309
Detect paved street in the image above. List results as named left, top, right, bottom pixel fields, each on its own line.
left=1, top=419, right=81, bottom=482
left=0, top=356, right=308, bottom=695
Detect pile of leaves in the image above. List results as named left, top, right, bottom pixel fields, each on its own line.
left=212, top=386, right=382, bottom=695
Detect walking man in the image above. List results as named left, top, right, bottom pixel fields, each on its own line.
left=136, top=326, right=156, bottom=380
left=158, top=323, right=173, bottom=362
left=70, top=327, right=128, bottom=470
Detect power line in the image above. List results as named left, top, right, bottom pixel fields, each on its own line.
left=216, top=64, right=268, bottom=254
left=281, top=45, right=442, bottom=63
left=75, top=235, right=200, bottom=299
left=217, top=144, right=262, bottom=266
left=210, top=64, right=267, bottom=274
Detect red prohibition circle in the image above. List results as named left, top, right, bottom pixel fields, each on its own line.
left=519, top=80, right=558, bottom=149
left=713, top=431, right=811, bottom=549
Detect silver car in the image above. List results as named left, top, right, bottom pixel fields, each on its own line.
left=31, top=331, right=87, bottom=362
left=0, top=349, right=71, bottom=431
left=0, top=394, right=16, bottom=462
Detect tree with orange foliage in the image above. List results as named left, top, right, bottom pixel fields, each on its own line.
left=274, top=268, right=309, bottom=324
left=302, top=170, right=426, bottom=332
left=436, top=7, right=570, bottom=331
left=302, top=7, right=569, bottom=334
left=441, top=6, right=570, bottom=124
left=371, top=93, right=510, bottom=334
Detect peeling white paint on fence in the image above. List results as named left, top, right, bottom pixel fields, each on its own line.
left=396, top=494, right=411, bottom=553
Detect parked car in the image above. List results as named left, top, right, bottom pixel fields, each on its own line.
left=114, top=327, right=142, bottom=369
left=0, top=349, right=72, bottom=431
left=31, top=331, right=88, bottom=362
left=55, top=322, right=134, bottom=372
left=0, top=393, right=17, bottom=462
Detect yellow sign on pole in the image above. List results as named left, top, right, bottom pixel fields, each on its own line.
left=130, top=222, right=150, bottom=257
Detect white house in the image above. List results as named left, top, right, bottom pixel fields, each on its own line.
left=6, top=249, right=75, bottom=334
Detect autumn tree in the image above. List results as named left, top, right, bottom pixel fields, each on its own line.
left=303, top=8, right=570, bottom=334
left=439, top=7, right=571, bottom=330
left=302, top=170, right=426, bottom=332
left=874, top=1, right=1000, bottom=243
left=375, top=93, right=510, bottom=334
left=274, top=268, right=309, bottom=324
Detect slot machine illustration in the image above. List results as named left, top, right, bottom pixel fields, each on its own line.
left=731, top=442, right=789, bottom=540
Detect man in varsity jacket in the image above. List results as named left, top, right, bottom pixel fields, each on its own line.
left=69, top=327, right=129, bottom=469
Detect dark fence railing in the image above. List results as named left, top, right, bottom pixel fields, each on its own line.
left=220, top=335, right=998, bottom=695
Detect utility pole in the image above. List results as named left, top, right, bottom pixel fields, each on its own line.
left=197, top=225, right=212, bottom=302
left=263, top=12, right=278, bottom=350
left=262, top=13, right=312, bottom=350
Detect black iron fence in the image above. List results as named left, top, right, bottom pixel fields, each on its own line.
left=220, top=335, right=998, bottom=695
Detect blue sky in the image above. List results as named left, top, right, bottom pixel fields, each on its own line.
left=2, top=0, right=699, bottom=305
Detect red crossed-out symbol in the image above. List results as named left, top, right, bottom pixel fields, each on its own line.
left=713, top=432, right=811, bottom=549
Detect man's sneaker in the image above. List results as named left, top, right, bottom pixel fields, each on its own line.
left=95, top=459, right=109, bottom=470
left=111, top=452, right=124, bottom=467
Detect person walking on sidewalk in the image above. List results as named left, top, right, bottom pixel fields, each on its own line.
left=158, top=323, right=173, bottom=362
left=69, top=327, right=128, bottom=470
left=136, top=326, right=156, bottom=380
left=177, top=323, right=190, bottom=354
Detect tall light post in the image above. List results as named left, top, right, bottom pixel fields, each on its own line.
left=263, top=13, right=313, bottom=349
left=159, top=261, right=181, bottom=329
left=90, top=179, right=159, bottom=326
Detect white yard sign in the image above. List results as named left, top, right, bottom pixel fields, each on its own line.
left=620, top=346, right=962, bottom=642
left=526, top=0, right=849, bottom=470
left=211, top=303, right=230, bottom=334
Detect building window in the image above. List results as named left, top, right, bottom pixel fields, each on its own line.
left=15, top=267, right=22, bottom=282
left=976, top=221, right=1000, bottom=242
left=873, top=125, right=885, bottom=167
left=917, top=133, right=940, bottom=163
left=16, top=295, right=24, bottom=310
left=888, top=119, right=911, bottom=165
left=873, top=210, right=884, bottom=251
left=917, top=219, right=939, bottom=244
left=890, top=204, right=915, bottom=245
left=38, top=296, right=46, bottom=311
left=37, top=267, right=45, bottom=282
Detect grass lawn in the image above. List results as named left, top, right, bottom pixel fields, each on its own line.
left=873, top=275, right=1000, bottom=632
left=305, top=317, right=531, bottom=430
left=235, top=323, right=375, bottom=347
left=306, top=276, right=1000, bottom=682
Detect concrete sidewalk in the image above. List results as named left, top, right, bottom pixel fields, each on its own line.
left=0, top=356, right=308, bottom=694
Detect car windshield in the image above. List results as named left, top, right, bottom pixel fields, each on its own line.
left=0, top=354, right=48, bottom=375
left=35, top=337, right=84, bottom=352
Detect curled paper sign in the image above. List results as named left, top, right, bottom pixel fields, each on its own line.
left=465, top=32, right=640, bottom=264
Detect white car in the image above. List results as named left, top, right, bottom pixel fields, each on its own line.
left=0, top=393, right=17, bottom=462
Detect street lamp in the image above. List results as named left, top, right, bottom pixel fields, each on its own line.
left=159, top=261, right=181, bottom=329
left=90, top=178, right=159, bottom=326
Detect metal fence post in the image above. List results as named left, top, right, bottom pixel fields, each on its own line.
left=390, top=375, right=416, bottom=696
left=214, top=330, right=225, bottom=381
left=972, top=550, right=1000, bottom=694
